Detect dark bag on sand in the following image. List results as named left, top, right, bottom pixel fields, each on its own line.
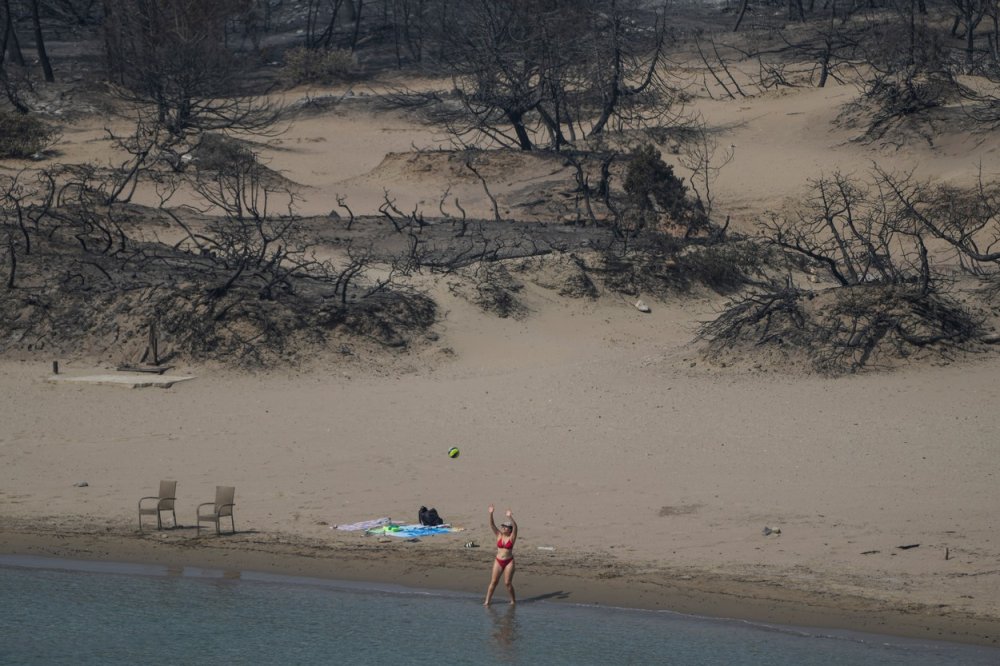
left=418, top=506, right=444, bottom=526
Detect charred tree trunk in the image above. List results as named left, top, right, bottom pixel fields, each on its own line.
left=908, top=0, right=917, bottom=67
left=788, top=0, right=805, bottom=21
left=350, top=0, right=364, bottom=51
left=5, top=236, right=15, bottom=288
left=2, top=0, right=25, bottom=67
left=507, top=110, right=533, bottom=150
left=29, top=0, right=54, bottom=82
left=733, top=0, right=750, bottom=32
left=591, top=7, right=622, bottom=135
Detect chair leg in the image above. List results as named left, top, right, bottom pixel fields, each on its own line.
left=156, top=511, right=162, bottom=530
left=171, top=509, right=177, bottom=529
left=229, top=513, right=235, bottom=535
left=216, top=518, right=220, bottom=536
left=138, top=511, right=143, bottom=533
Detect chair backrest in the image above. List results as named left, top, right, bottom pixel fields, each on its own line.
left=158, top=480, right=177, bottom=510
left=215, top=486, right=235, bottom=516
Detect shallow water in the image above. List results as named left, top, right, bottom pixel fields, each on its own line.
left=0, top=556, right=995, bottom=665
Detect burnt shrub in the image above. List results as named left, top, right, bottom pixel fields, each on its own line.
left=0, top=111, right=57, bottom=159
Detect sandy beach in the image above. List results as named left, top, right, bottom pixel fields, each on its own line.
left=2, top=66, right=1000, bottom=647
left=1, top=289, right=999, bottom=646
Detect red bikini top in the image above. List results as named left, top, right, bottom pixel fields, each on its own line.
left=497, top=536, right=514, bottom=549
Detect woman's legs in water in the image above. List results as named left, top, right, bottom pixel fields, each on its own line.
left=503, top=560, right=516, bottom=604
left=484, top=559, right=503, bottom=606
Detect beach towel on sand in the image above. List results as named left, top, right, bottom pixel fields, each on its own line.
left=366, top=524, right=460, bottom=538
left=335, top=517, right=391, bottom=531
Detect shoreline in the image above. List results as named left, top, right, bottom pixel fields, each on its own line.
left=4, top=553, right=996, bottom=660
left=2, top=517, right=998, bottom=649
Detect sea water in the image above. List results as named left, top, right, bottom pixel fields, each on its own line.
left=0, top=556, right=995, bottom=665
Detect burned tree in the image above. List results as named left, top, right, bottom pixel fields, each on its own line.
left=0, top=145, right=433, bottom=365
left=848, top=3, right=955, bottom=142
left=102, top=0, right=281, bottom=139
left=954, top=0, right=1000, bottom=127
left=716, top=1, right=969, bottom=141
left=0, top=169, right=54, bottom=288
left=759, top=171, right=930, bottom=288
left=432, top=0, right=680, bottom=151
left=876, top=166, right=1000, bottom=275
left=622, top=144, right=709, bottom=240
left=172, top=146, right=319, bottom=301
left=700, top=170, right=982, bottom=374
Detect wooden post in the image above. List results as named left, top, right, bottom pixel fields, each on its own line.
left=52, top=360, right=59, bottom=375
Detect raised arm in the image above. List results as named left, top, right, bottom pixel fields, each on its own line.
left=506, top=509, right=517, bottom=542
left=488, top=504, right=499, bottom=536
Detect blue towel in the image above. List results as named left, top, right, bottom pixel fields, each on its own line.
left=367, top=524, right=455, bottom=538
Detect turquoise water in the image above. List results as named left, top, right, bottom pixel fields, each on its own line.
left=1, top=557, right=996, bottom=665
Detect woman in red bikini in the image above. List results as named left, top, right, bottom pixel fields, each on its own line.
left=484, top=504, right=517, bottom=606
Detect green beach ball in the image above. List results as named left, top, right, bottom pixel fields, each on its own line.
left=448, top=447, right=460, bottom=459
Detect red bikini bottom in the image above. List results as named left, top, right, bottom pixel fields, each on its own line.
left=496, top=557, right=514, bottom=570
